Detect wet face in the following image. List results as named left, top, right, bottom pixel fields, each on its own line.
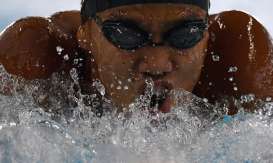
left=77, top=4, right=209, bottom=112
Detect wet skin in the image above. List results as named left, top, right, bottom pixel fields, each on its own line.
left=1, top=6, right=273, bottom=114
left=77, top=4, right=209, bottom=112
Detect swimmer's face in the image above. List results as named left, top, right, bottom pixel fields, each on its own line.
left=78, top=4, right=209, bottom=112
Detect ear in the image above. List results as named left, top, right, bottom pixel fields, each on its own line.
left=194, top=10, right=273, bottom=109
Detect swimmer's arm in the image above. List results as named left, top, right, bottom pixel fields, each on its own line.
left=195, top=10, right=273, bottom=113
left=0, top=11, right=81, bottom=80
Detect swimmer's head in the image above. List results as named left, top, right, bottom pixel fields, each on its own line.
left=77, top=0, right=209, bottom=112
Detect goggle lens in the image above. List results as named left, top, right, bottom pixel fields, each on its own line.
left=102, top=21, right=149, bottom=50
left=101, top=20, right=207, bottom=50
left=165, top=21, right=207, bottom=49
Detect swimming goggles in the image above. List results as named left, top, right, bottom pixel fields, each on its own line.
left=93, top=16, right=208, bottom=50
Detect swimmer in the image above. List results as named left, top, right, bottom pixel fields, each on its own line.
left=0, top=0, right=272, bottom=115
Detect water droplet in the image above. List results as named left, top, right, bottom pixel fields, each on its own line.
left=190, top=26, right=199, bottom=33
left=9, top=122, right=16, bottom=126
left=240, top=94, right=255, bottom=103
left=212, top=55, right=220, bottom=62
left=228, top=66, right=238, bottom=73
left=92, top=80, right=106, bottom=96
left=56, top=46, right=64, bottom=55
left=63, top=54, right=69, bottom=61
left=70, top=68, right=79, bottom=82
left=124, top=86, right=129, bottom=90
left=229, top=77, right=234, bottom=82
left=266, top=97, right=272, bottom=102
left=35, top=61, right=40, bottom=67
left=73, top=59, right=79, bottom=65
left=203, top=98, right=208, bottom=103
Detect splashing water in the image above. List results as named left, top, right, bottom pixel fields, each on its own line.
left=0, top=65, right=273, bottom=163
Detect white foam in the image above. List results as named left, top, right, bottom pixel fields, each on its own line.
left=0, top=65, right=272, bottom=162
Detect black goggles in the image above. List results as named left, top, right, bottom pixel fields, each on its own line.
left=93, top=16, right=208, bottom=50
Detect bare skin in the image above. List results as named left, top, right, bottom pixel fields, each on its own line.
left=0, top=5, right=272, bottom=114
left=0, top=11, right=81, bottom=79
left=194, top=11, right=273, bottom=114
left=78, top=4, right=209, bottom=112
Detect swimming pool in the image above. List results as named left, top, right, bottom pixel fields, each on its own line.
left=0, top=66, right=272, bottom=163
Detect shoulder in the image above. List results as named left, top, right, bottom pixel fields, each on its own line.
left=195, top=10, right=273, bottom=113
left=50, top=10, right=81, bottom=40
left=0, top=10, right=82, bottom=80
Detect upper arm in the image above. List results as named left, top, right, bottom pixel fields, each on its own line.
left=194, top=10, right=273, bottom=108
left=0, top=10, right=81, bottom=80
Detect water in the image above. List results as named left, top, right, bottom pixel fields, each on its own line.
left=0, top=66, right=273, bottom=163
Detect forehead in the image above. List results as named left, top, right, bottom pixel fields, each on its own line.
left=97, top=4, right=207, bottom=23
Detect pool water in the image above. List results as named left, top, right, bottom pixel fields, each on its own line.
left=0, top=66, right=273, bottom=163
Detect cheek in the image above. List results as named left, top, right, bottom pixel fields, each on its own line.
left=174, top=54, right=204, bottom=83
left=174, top=45, right=207, bottom=72
left=99, top=57, right=134, bottom=83
left=92, top=40, right=139, bottom=92
left=173, top=31, right=208, bottom=65
left=171, top=38, right=208, bottom=90
left=86, top=24, right=145, bottom=105
left=96, top=52, right=143, bottom=107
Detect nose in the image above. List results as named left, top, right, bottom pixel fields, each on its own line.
left=138, top=47, right=174, bottom=78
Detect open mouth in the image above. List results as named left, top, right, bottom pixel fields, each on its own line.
left=149, top=81, right=173, bottom=113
